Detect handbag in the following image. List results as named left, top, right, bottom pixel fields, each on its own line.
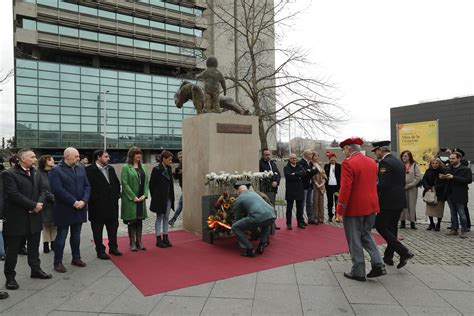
left=423, top=190, right=437, bottom=205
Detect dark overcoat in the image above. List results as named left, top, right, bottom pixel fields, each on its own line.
left=445, top=164, right=472, bottom=204
left=2, top=165, right=45, bottom=236
left=86, top=163, right=121, bottom=222
left=37, top=169, right=55, bottom=224
left=421, top=168, right=447, bottom=201
left=284, top=162, right=306, bottom=201
left=49, top=161, right=91, bottom=227
left=299, top=158, right=318, bottom=190
left=149, top=163, right=175, bottom=214
left=377, top=153, right=407, bottom=211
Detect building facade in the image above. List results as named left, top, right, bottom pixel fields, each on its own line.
left=390, top=96, right=474, bottom=162
left=13, top=0, right=276, bottom=160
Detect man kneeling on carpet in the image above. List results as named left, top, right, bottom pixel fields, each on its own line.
left=231, top=180, right=276, bottom=257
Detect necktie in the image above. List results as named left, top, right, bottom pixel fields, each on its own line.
left=25, top=169, right=31, bottom=177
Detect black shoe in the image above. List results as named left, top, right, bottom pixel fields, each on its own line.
left=410, top=222, right=417, bottom=230
left=399, top=221, right=406, bottom=229
left=156, top=236, right=167, bottom=248
left=275, top=226, right=281, bottom=230
left=308, top=220, right=318, bottom=225
left=343, top=272, right=366, bottom=282
left=397, top=252, right=414, bottom=269
left=240, top=248, right=255, bottom=257
left=6, top=279, right=19, bottom=290
left=256, top=242, right=266, bottom=254
left=97, top=252, right=111, bottom=260
left=18, top=247, right=27, bottom=255
left=163, top=234, right=173, bottom=247
left=434, top=224, right=441, bottom=232
left=43, top=242, right=50, bottom=254
left=109, top=249, right=123, bottom=256
left=367, top=266, right=387, bottom=278
left=0, top=256, right=5, bottom=261
left=50, top=241, right=55, bottom=252
left=168, top=219, right=176, bottom=226
left=383, top=257, right=394, bottom=266
left=302, top=222, right=308, bottom=227
left=447, top=226, right=452, bottom=230
left=297, top=223, right=306, bottom=229
left=328, top=218, right=333, bottom=222
left=287, top=225, right=292, bottom=230
left=31, top=270, right=53, bottom=279
left=426, top=224, right=434, bottom=231
left=0, top=291, right=8, bottom=300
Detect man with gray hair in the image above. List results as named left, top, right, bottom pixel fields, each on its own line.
left=336, top=138, right=385, bottom=282
left=372, top=141, right=413, bottom=268
left=49, top=147, right=90, bottom=273
left=3, top=148, right=52, bottom=291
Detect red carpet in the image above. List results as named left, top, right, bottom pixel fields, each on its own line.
left=110, top=219, right=385, bottom=296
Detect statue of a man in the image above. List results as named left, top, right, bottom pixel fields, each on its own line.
left=196, top=56, right=226, bottom=113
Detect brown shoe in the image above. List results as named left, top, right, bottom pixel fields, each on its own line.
left=54, top=263, right=67, bottom=273
left=71, top=258, right=86, bottom=267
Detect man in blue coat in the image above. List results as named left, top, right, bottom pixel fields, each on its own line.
left=49, top=147, right=90, bottom=273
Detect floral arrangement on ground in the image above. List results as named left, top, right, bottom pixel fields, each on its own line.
left=207, top=192, right=236, bottom=235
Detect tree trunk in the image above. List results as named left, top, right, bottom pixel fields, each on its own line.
left=258, top=118, right=268, bottom=150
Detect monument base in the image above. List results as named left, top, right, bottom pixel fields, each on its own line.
left=182, top=113, right=260, bottom=236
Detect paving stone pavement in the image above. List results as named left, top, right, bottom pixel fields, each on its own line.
left=1, top=181, right=473, bottom=315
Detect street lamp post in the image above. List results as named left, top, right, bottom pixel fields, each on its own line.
left=101, top=90, right=110, bottom=151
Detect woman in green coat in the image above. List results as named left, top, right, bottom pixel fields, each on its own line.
left=121, top=146, right=149, bottom=251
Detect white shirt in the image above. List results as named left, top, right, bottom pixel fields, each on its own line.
left=328, top=164, right=337, bottom=185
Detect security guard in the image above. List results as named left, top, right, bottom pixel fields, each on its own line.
left=231, top=180, right=276, bottom=257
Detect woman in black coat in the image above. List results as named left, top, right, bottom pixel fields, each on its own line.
left=421, top=158, right=447, bottom=231
left=149, top=151, right=175, bottom=248
left=37, top=155, right=56, bottom=253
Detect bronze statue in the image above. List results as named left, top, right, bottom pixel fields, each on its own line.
left=174, top=56, right=249, bottom=115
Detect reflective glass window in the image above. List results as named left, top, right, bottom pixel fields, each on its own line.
left=60, top=90, right=81, bottom=99
left=165, top=24, right=179, bottom=33
left=39, top=80, right=60, bottom=89
left=17, top=86, right=38, bottom=95
left=17, top=121, right=38, bottom=130
left=61, top=115, right=79, bottom=123
left=17, top=68, right=37, bottom=78
left=39, top=114, right=59, bottom=122
left=59, top=26, right=79, bottom=37
left=136, top=89, right=151, bottom=97
left=100, top=69, right=117, bottom=78
left=81, top=83, right=100, bottom=92
left=99, top=33, right=116, bottom=44
left=17, top=59, right=37, bottom=69
left=150, top=21, right=165, bottom=30
left=117, top=13, right=133, bottom=23
left=81, top=116, right=99, bottom=124
left=137, top=119, right=152, bottom=127
left=17, top=77, right=37, bottom=86
left=82, top=124, right=99, bottom=132
left=119, top=95, right=135, bottom=103
left=119, top=118, right=135, bottom=126
left=150, top=42, right=165, bottom=52
left=119, top=110, right=135, bottom=118
left=117, top=36, right=133, bottom=46
left=59, top=1, right=78, bottom=12
left=38, top=97, right=60, bottom=106
left=153, top=127, right=167, bottom=135
left=119, top=80, right=135, bottom=88
left=134, top=17, right=149, bottom=27
left=134, top=39, right=150, bottom=49
left=61, top=64, right=80, bottom=74
left=39, top=105, right=59, bottom=114
left=81, top=67, right=99, bottom=76
left=98, top=10, right=115, bottom=19
left=38, top=71, right=59, bottom=80
left=82, top=75, right=100, bottom=85
left=17, top=103, right=38, bottom=113
left=39, top=123, right=59, bottom=131
left=17, top=95, right=37, bottom=104
left=101, top=78, right=118, bottom=86
left=39, top=88, right=60, bottom=97
left=37, top=22, right=58, bottom=33
left=61, top=107, right=80, bottom=115
left=60, top=81, right=79, bottom=90
left=79, top=6, right=97, bottom=15
left=136, top=104, right=151, bottom=112
left=39, top=62, right=59, bottom=71
left=82, top=108, right=98, bottom=116
left=18, top=113, right=38, bottom=121
left=79, top=29, right=98, bottom=41
left=22, top=19, right=37, bottom=30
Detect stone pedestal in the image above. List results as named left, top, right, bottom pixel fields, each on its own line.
left=182, top=113, right=260, bottom=235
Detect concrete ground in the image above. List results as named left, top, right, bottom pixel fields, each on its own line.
left=1, top=183, right=473, bottom=315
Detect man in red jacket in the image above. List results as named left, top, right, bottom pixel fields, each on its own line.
left=336, top=137, right=386, bottom=282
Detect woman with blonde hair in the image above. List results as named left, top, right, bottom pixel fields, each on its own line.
left=400, top=150, right=421, bottom=229
left=121, top=147, right=149, bottom=251
left=311, top=152, right=327, bottom=224
left=422, top=157, right=447, bottom=231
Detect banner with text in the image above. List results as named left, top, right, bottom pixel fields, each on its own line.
left=397, top=120, right=439, bottom=173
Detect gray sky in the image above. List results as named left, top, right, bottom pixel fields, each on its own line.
left=1, top=0, right=473, bottom=142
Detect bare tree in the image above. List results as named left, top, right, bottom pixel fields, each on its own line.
left=0, top=69, right=14, bottom=86
left=205, top=0, right=344, bottom=149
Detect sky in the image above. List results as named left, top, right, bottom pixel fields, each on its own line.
left=1, top=0, right=473, bottom=142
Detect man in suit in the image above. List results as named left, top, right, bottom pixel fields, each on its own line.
left=86, top=150, right=122, bottom=260
left=258, top=148, right=281, bottom=205
left=336, top=138, right=385, bottom=282
left=324, top=152, right=341, bottom=222
left=299, top=149, right=319, bottom=225
left=0, top=163, right=9, bottom=299
left=49, top=147, right=91, bottom=273
left=284, top=154, right=306, bottom=229
left=373, top=141, right=414, bottom=268
left=231, top=180, right=276, bottom=257
left=3, top=148, right=52, bottom=291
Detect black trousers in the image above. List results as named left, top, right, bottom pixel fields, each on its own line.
left=465, top=203, right=471, bottom=229
left=326, top=185, right=339, bottom=217
left=375, top=209, right=409, bottom=259
left=90, top=219, right=119, bottom=254
left=286, top=199, right=304, bottom=225
left=4, top=232, right=41, bottom=279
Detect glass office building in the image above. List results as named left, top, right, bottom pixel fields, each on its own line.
left=14, top=0, right=206, bottom=157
